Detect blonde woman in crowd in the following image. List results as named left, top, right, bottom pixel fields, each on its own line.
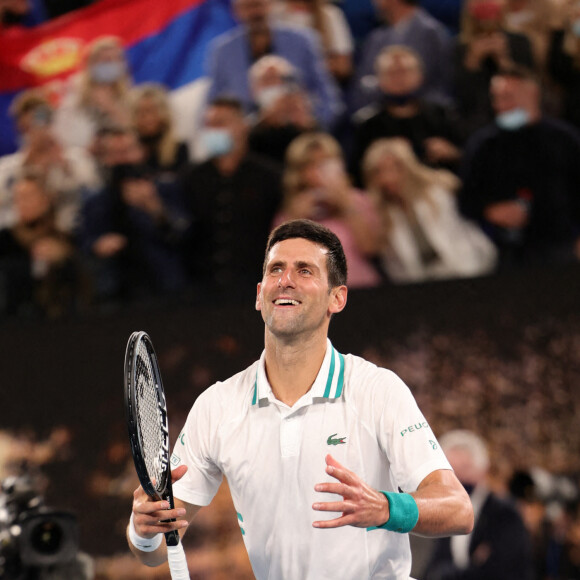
left=53, top=36, right=133, bottom=149
left=274, top=132, right=382, bottom=288
left=363, top=138, right=496, bottom=283
left=130, top=83, right=189, bottom=178
left=272, top=0, right=354, bottom=82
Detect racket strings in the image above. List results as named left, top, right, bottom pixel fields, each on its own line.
left=134, top=341, right=166, bottom=490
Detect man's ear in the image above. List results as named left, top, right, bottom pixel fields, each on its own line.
left=328, top=285, right=347, bottom=315
left=255, top=282, right=262, bottom=311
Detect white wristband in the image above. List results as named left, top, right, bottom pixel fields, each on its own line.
left=129, top=513, right=163, bottom=552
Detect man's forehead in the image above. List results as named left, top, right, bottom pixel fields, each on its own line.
left=266, top=238, right=329, bottom=263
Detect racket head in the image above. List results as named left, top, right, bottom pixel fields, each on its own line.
left=124, top=331, right=171, bottom=500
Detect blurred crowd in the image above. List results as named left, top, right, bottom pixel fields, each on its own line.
left=2, top=0, right=580, bottom=319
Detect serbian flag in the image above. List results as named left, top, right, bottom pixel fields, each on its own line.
left=0, top=0, right=236, bottom=156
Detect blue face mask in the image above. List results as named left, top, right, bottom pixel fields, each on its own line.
left=200, top=128, right=234, bottom=157
left=90, top=61, right=125, bottom=84
left=572, top=19, right=580, bottom=37
left=496, top=107, right=530, bottom=131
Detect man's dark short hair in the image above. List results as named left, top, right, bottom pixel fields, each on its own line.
left=493, top=64, right=539, bottom=85
left=208, top=95, right=245, bottom=115
left=263, top=219, right=347, bottom=288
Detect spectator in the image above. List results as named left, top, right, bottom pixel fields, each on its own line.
left=274, top=132, right=382, bottom=288
left=272, top=0, right=354, bottom=84
left=248, top=55, right=318, bottom=164
left=348, top=0, right=453, bottom=113
left=459, top=65, right=580, bottom=270
left=0, top=170, right=88, bottom=318
left=454, top=0, right=536, bottom=138
left=180, top=97, right=282, bottom=298
left=547, top=0, right=580, bottom=131
left=0, top=0, right=47, bottom=28
left=350, top=45, right=463, bottom=185
left=362, top=138, right=496, bottom=283
left=0, top=89, right=100, bottom=232
left=53, top=36, right=133, bottom=149
left=81, top=133, right=190, bottom=304
left=90, top=125, right=145, bottom=186
left=204, top=0, right=343, bottom=130
left=129, top=83, right=189, bottom=181
left=503, top=0, right=559, bottom=71
left=425, top=430, right=533, bottom=580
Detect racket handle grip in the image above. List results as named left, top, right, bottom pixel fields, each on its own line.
left=167, top=542, right=190, bottom=580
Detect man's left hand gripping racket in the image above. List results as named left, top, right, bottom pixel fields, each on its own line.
left=124, top=331, right=190, bottom=580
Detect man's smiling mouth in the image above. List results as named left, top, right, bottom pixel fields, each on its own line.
left=274, top=299, right=301, bottom=306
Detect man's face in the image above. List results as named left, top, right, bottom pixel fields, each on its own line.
left=445, top=447, right=484, bottom=490
left=378, top=54, right=423, bottom=95
left=234, top=0, right=270, bottom=30
left=256, top=238, right=346, bottom=340
left=203, top=105, right=245, bottom=147
left=14, top=179, right=51, bottom=224
left=490, top=74, right=535, bottom=115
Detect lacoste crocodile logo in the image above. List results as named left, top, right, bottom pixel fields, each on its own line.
left=327, top=433, right=347, bottom=446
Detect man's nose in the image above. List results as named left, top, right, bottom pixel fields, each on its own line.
left=278, top=269, right=295, bottom=288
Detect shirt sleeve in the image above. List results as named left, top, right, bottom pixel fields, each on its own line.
left=171, top=387, right=224, bottom=507
left=376, top=370, right=452, bottom=492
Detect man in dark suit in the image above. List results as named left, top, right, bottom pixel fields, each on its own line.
left=424, top=430, right=533, bottom=580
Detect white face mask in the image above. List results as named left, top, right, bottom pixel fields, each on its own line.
left=200, top=128, right=234, bottom=157
left=572, top=18, right=580, bottom=37
left=495, top=107, right=530, bottom=131
left=255, top=85, right=288, bottom=110
left=90, top=61, right=126, bottom=84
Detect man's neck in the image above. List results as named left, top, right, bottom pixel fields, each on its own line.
left=214, top=147, right=246, bottom=176
left=264, top=331, right=328, bottom=407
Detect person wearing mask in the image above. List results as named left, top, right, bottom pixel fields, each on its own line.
left=180, top=97, right=282, bottom=299
left=424, top=430, right=533, bottom=580
left=248, top=55, right=318, bottom=165
left=348, top=0, right=453, bottom=113
left=459, top=65, right=580, bottom=270
left=205, top=0, right=343, bottom=130
left=454, top=0, right=536, bottom=138
left=53, top=36, right=133, bottom=149
left=362, top=138, right=496, bottom=283
left=350, top=45, right=463, bottom=184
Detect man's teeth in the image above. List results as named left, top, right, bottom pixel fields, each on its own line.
left=275, top=299, right=300, bottom=305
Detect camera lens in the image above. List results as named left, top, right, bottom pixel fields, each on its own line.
left=29, top=520, right=63, bottom=555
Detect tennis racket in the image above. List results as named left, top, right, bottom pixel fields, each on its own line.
left=124, top=330, right=190, bottom=580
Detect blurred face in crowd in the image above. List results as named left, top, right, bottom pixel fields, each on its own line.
left=100, top=131, right=144, bottom=167
left=372, top=153, right=404, bottom=199
left=377, top=51, right=423, bottom=97
left=13, top=178, right=52, bottom=224
left=490, top=74, right=538, bottom=115
left=468, top=0, right=505, bottom=23
left=0, top=0, right=29, bottom=16
left=16, top=104, right=53, bottom=138
left=134, top=95, right=166, bottom=138
left=444, top=446, right=486, bottom=490
left=202, top=104, right=247, bottom=157
left=234, top=0, right=271, bottom=31
left=88, top=43, right=127, bottom=85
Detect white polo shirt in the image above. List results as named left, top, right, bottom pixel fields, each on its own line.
left=172, top=340, right=452, bottom=579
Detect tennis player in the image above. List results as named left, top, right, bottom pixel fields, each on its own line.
left=127, top=219, right=473, bottom=578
